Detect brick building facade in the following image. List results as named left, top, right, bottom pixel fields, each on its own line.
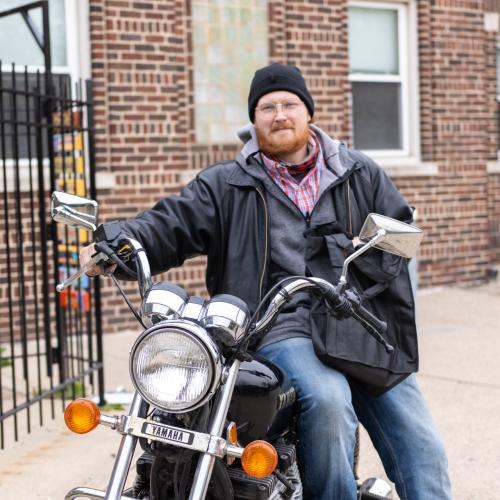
left=85, top=0, right=500, bottom=332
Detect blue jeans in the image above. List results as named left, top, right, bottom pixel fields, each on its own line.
left=258, top=337, right=452, bottom=500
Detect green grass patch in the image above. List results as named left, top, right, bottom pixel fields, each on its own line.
left=99, top=402, right=125, bottom=411
left=31, top=383, right=125, bottom=412
left=32, top=381, right=87, bottom=399
left=1, top=346, right=12, bottom=368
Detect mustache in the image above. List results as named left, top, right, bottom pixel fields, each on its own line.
left=271, top=124, right=294, bottom=131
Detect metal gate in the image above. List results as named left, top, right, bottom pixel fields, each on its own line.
left=0, top=1, right=104, bottom=449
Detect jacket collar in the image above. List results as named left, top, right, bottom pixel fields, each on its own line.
left=228, top=123, right=358, bottom=187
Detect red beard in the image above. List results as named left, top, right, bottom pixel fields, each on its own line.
left=256, top=123, right=310, bottom=158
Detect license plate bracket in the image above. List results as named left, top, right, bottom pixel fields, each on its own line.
left=142, top=422, right=195, bottom=446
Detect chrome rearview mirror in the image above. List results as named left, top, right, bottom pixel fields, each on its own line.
left=339, top=213, right=423, bottom=288
left=359, top=213, right=423, bottom=259
left=51, top=191, right=98, bottom=231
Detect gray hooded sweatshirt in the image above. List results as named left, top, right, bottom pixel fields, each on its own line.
left=236, top=124, right=351, bottom=350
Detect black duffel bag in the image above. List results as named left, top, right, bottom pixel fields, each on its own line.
left=304, top=221, right=419, bottom=396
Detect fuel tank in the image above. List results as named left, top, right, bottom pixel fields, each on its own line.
left=228, top=354, right=296, bottom=445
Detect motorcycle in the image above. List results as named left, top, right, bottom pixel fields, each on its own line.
left=51, top=191, right=423, bottom=500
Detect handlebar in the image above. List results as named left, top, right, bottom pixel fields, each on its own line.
left=253, top=278, right=321, bottom=333
left=347, top=291, right=387, bottom=333
left=344, top=290, right=392, bottom=353
left=56, top=250, right=110, bottom=292
left=56, top=237, right=152, bottom=298
left=56, top=235, right=392, bottom=353
left=252, top=277, right=393, bottom=353
left=120, top=238, right=152, bottom=298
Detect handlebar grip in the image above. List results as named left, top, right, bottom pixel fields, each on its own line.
left=352, top=305, right=393, bottom=354
left=343, top=288, right=393, bottom=354
left=94, top=240, right=116, bottom=257
left=351, top=304, right=387, bottom=337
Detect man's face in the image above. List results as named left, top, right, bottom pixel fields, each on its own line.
left=254, top=90, right=311, bottom=158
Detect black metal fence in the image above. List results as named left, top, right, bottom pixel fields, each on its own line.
left=0, top=1, right=103, bottom=449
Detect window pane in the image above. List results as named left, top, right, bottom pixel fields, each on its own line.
left=352, top=82, right=402, bottom=150
left=349, top=7, right=399, bottom=75
left=0, top=0, right=67, bottom=67
left=1, top=72, right=70, bottom=158
left=192, top=0, right=268, bottom=143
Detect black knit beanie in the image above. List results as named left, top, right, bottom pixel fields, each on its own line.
left=248, top=63, right=314, bottom=122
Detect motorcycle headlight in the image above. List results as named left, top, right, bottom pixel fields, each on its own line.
left=130, top=321, right=222, bottom=413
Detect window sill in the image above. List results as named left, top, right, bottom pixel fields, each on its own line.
left=370, top=157, right=439, bottom=177
left=0, top=159, right=50, bottom=193
left=0, top=159, right=116, bottom=193
left=487, top=161, right=500, bottom=174
left=95, top=172, right=116, bottom=190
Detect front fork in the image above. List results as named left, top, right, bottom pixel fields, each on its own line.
left=78, top=359, right=241, bottom=500
left=189, top=359, right=241, bottom=500
left=64, top=392, right=144, bottom=500
left=104, top=392, right=143, bottom=499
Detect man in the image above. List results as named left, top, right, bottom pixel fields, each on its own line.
left=81, top=63, right=451, bottom=499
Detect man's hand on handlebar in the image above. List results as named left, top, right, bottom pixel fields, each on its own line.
left=352, top=236, right=362, bottom=248
left=79, top=243, right=117, bottom=276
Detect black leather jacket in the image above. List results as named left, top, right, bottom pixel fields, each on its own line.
left=107, top=143, right=413, bottom=316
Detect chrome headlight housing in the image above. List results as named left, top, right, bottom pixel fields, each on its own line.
left=202, top=294, right=250, bottom=346
left=140, top=282, right=189, bottom=327
left=130, top=321, right=222, bottom=413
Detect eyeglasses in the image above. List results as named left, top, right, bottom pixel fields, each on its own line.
left=255, top=100, right=303, bottom=116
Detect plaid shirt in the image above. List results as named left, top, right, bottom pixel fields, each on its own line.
left=260, top=133, right=324, bottom=217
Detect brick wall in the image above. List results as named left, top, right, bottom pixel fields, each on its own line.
left=489, top=171, right=500, bottom=265
left=88, top=0, right=500, bottom=332
left=486, top=3, right=500, bottom=265
left=268, top=0, right=351, bottom=141
left=89, top=0, right=205, bottom=332
left=486, top=0, right=500, bottom=11
left=394, top=0, right=493, bottom=286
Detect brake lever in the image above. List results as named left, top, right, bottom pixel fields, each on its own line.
left=56, top=251, right=110, bottom=292
left=350, top=309, right=394, bottom=354
left=344, top=289, right=394, bottom=354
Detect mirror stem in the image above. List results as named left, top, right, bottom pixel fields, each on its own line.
left=339, top=229, right=386, bottom=291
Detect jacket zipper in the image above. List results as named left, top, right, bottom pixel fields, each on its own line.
left=309, top=160, right=360, bottom=225
left=289, top=173, right=348, bottom=227
left=256, top=186, right=269, bottom=306
left=254, top=168, right=352, bottom=303
left=305, top=211, right=311, bottom=228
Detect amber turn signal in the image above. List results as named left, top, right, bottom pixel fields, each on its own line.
left=227, top=421, right=238, bottom=446
left=241, top=440, right=278, bottom=478
left=64, top=398, right=100, bottom=434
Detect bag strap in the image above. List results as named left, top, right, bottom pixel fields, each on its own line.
left=346, top=178, right=353, bottom=235
left=360, top=282, right=389, bottom=300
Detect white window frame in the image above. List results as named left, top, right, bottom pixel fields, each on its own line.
left=0, top=0, right=91, bottom=82
left=349, top=0, right=424, bottom=171
left=0, top=1, right=93, bottom=193
left=491, top=43, right=500, bottom=171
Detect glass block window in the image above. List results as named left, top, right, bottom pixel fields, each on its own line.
left=192, top=0, right=268, bottom=143
left=348, top=2, right=410, bottom=154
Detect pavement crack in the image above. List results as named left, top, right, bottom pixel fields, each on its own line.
left=419, top=373, right=500, bottom=390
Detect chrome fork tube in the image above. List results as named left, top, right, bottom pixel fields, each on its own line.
left=105, top=392, right=143, bottom=500
left=188, top=359, right=241, bottom=500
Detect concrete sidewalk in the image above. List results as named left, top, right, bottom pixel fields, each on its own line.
left=1, top=284, right=499, bottom=499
